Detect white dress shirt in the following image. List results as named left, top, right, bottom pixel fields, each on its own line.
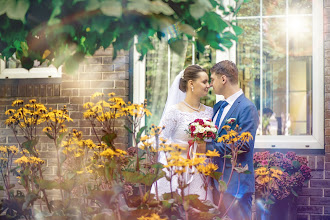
left=213, top=89, right=243, bottom=126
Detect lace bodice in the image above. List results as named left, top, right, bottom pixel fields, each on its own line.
left=159, top=104, right=213, bottom=145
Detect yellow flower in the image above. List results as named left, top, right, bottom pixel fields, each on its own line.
left=8, top=146, right=19, bottom=154
left=217, top=135, right=229, bottom=143
left=43, top=127, right=52, bottom=132
left=77, top=170, right=84, bottom=174
left=29, top=99, right=37, bottom=104
left=222, top=125, right=231, bottom=130
left=255, top=167, right=269, bottom=176
left=91, top=92, right=104, bottom=99
left=83, top=102, right=94, bottom=109
left=86, top=27, right=91, bottom=32
left=12, top=100, right=24, bottom=106
left=240, top=132, right=253, bottom=142
left=5, top=109, right=16, bottom=115
left=205, top=149, right=220, bottom=157
left=108, top=92, right=116, bottom=96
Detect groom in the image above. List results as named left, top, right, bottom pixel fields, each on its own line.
left=207, top=60, right=259, bottom=220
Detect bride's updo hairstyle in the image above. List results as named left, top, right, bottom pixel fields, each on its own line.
left=179, top=65, right=206, bottom=92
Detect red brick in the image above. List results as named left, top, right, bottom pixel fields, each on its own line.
left=309, top=156, right=316, bottom=170
left=79, top=72, right=103, bottom=80
left=70, top=97, right=85, bottom=104
left=61, top=81, right=90, bottom=89
left=46, top=97, right=70, bottom=104
left=297, top=215, right=308, bottom=220
left=0, top=137, right=6, bottom=143
left=85, top=57, right=102, bottom=64
left=297, top=205, right=323, bottom=214
left=85, top=64, right=114, bottom=72
left=90, top=81, right=114, bottom=89
left=114, top=80, right=127, bottom=88
left=311, top=180, right=330, bottom=188
left=102, top=72, right=128, bottom=80
left=46, top=85, right=53, bottom=96
left=310, top=215, right=330, bottom=220
left=311, top=171, right=324, bottom=179
left=103, top=88, right=127, bottom=96
left=311, top=196, right=330, bottom=205
left=300, top=188, right=323, bottom=196
left=317, top=156, right=325, bottom=170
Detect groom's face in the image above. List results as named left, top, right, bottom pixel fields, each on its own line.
left=210, top=72, right=224, bottom=95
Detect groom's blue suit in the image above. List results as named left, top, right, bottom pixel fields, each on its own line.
left=207, top=93, right=259, bottom=219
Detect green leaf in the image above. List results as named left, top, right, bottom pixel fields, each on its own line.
left=211, top=171, right=222, bottom=181
left=6, top=0, right=30, bottom=22
left=100, top=0, right=122, bottom=17
left=124, top=125, right=133, bottom=134
left=292, top=160, right=301, bottom=169
left=237, top=150, right=246, bottom=154
left=56, top=131, right=68, bottom=147
left=202, top=12, right=228, bottom=33
left=136, top=126, right=147, bottom=144
left=0, top=185, right=4, bottom=190
left=168, top=38, right=187, bottom=56
left=218, top=180, right=227, bottom=192
left=223, top=155, right=232, bottom=159
left=291, top=188, right=298, bottom=197
left=151, top=163, right=164, bottom=169
left=101, top=133, right=117, bottom=148
left=232, top=25, right=244, bottom=36
left=44, top=132, right=54, bottom=140
left=22, top=138, right=39, bottom=156
left=234, top=164, right=249, bottom=174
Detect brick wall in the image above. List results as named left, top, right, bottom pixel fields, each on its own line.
left=294, top=1, right=330, bottom=219
left=0, top=47, right=130, bottom=200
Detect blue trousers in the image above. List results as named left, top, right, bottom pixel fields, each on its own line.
left=221, top=192, right=253, bottom=220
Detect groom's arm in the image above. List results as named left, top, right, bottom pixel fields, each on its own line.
left=207, top=104, right=259, bottom=155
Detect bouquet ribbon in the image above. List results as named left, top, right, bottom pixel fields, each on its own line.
left=187, top=140, right=194, bottom=159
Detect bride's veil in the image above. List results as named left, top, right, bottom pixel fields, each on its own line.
left=159, top=70, right=186, bottom=125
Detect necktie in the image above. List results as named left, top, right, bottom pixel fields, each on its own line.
left=215, top=101, right=229, bottom=129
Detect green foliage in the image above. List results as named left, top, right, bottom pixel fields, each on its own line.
left=0, top=0, right=245, bottom=73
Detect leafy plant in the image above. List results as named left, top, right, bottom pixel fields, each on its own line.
left=0, top=0, right=246, bottom=73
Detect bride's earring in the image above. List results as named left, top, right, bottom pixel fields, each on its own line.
left=191, top=86, right=194, bottom=92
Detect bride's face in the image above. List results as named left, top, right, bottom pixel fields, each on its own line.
left=190, top=71, right=210, bottom=97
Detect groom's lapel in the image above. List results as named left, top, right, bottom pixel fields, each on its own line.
left=218, top=94, right=244, bottom=134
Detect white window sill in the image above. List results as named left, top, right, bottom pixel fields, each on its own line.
left=255, top=135, right=324, bottom=149
left=0, top=67, right=62, bottom=79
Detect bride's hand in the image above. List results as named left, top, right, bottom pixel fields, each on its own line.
left=196, top=141, right=206, bottom=153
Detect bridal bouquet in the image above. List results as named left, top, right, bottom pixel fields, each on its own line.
left=187, top=118, right=218, bottom=142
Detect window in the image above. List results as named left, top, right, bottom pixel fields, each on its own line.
left=233, top=0, right=323, bottom=149
left=133, top=0, right=324, bottom=149
left=0, top=54, right=61, bottom=79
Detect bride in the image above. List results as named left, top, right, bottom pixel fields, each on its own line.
left=151, top=65, right=213, bottom=201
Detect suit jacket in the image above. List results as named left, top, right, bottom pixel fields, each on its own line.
left=207, top=94, right=259, bottom=197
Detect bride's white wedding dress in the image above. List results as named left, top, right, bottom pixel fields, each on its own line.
left=152, top=104, right=214, bottom=202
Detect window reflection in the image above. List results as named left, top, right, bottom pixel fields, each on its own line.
left=237, top=0, right=313, bottom=136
